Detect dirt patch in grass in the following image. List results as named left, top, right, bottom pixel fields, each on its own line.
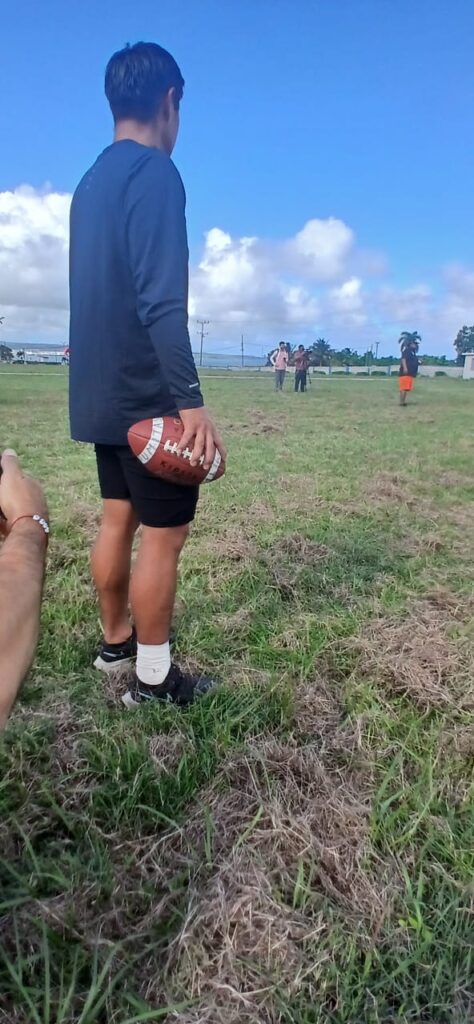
left=437, top=470, right=474, bottom=488
left=261, top=533, right=330, bottom=600
left=444, top=500, right=474, bottom=532
left=197, top=531, right=329, bottom=599
left=245, top=497, right=276, bottom=523
left=422, top=586, right=467, bottom=615
left=198, top=525, right=259, bottom=565
left=249, top=409, right=287, bottom=435
left=404, top=531, right=445, bottom=557
left=72, top=500, right=101, bottom=538
left=224, top=409, right=287, bottom=436
left=276, top=534, right=330, bottom=563
left=367, top=471, right=415, bottom=505
left=48, top=538, right=80, bottom=570
left=277, top=474, right=326, bottom=512
left=350, top=599, right=474, bottom=712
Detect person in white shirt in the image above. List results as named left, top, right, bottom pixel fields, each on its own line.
left=270, top=342, right=289, bottom=390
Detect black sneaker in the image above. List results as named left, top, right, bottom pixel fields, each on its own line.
left=94, top=630, right=137, bottom=673
left=122, top=663, right=217, bottom=708
left=94, top=628, right=178, bottom=674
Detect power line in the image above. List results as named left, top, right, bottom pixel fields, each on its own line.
left=196, top=319, right=210, bottom=367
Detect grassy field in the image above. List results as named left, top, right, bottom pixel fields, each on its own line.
left=0, top=367, right=473, bottom=1024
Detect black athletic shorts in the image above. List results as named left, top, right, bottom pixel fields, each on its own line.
left=95, top=445, right=199, bottom=529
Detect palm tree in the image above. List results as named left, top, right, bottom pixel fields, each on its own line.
left=309, top=337, right=333, bottom=366
left=336, top=347, right=358, bottom=365
left=399, top=330, right=421, bottom=352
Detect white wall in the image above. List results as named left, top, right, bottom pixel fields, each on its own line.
left=261, top=365, right=463, bottom=377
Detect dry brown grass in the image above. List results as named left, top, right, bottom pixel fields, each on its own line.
left=149, top=731, right=192, bottom=774
left=245, top=498, right=276, bottom=523
left=403, top=531, right=445, bottom=556
left=4, top=704, right=389, bottom=1024
left=261, top=533, right=329, bottom=600
left=222, top=409, right=287, bottom=436
left=437, top=470, right=474, bottom=488
left=367, top=471, right=415, bottom=505
left=135, top=734, right=395, bottom=1020
left=349, top=599, right=474, bottom=712
left=215, top=607, right=252, bottom=637
left=276, top=535, right=330, bottom=562
left=71, top=500, right=102, bottom=537
left=197, top=525, right=259, bottom=565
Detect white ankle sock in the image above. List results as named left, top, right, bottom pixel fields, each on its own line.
left=136, top=642, right=171, bottom=687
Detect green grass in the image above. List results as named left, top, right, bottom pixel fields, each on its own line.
left=0, top=368, right=473, bottom=1023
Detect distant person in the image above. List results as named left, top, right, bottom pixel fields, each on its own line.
left=270, top=342, right=289, bottom=391
left=0, top=450, right=49, bottom=728
left=399, top=340, right=419, bottom=406
left=69, top=41, right=226, bottom=709
left=294, top=345, right=310, bottom=393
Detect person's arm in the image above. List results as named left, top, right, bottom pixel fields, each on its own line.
left=0, top=450, right=48, bottom=728
left=125, top=156, right=225, bottom=469
left=270, top=350, right=277, bottom=367
left=401, top=355, right=408, bottom=373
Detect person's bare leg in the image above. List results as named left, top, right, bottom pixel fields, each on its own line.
left=123, top=523, right=217, bottom=705
left=399, top=389, right=407, bottom=406
left=130, top=524, right=189, bottom=645
left=91, top=499, right=138, bottom=643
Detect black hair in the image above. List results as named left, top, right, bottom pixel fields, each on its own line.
left=105, top=41, right=184, bottom=123
left=298, top=344, right=305, bottom=350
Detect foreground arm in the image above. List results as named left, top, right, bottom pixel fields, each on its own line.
left=0, top=451, right=48, bottom=728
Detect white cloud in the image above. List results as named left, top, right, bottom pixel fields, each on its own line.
left=1, top=185, right=473, bottom=355
left=438, top=265, right=474, bottom=335
left=327, top=277, right=367, bottom=326
left=289, top=217, right=354, bottom=280
left=375, top=283, right=433, bottom=324
left=0, top=187, right=70, bottom=324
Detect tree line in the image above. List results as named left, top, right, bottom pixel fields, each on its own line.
left=266, top=328, right=474, bottom=368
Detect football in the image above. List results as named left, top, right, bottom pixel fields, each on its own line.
left=128, top=416, right=225, bottom=487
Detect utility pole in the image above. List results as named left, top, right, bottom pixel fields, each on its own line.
left=241, top=334, right=244, bottom=368
left=374, top=341, right=380, bottom=361
left=197, top=319, right=209, bottom=367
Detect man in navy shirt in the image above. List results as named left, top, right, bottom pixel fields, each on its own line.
left=69, top=41, right=226, bottom=707
left=399, top=340, right=420, bottom=406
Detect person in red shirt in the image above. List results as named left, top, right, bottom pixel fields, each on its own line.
left=294, top=345, right=310, bottom=393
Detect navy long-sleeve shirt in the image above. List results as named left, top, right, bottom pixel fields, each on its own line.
left=69, top=140, right=203, bottom=445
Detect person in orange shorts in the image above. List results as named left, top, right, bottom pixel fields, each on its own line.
left=399, top=340, right=419, bottom=406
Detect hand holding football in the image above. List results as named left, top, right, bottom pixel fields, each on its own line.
left=128, top=416, right=226, bottom=487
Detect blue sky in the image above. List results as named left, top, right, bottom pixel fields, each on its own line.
left=1, top=0, right=473, bottom=355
